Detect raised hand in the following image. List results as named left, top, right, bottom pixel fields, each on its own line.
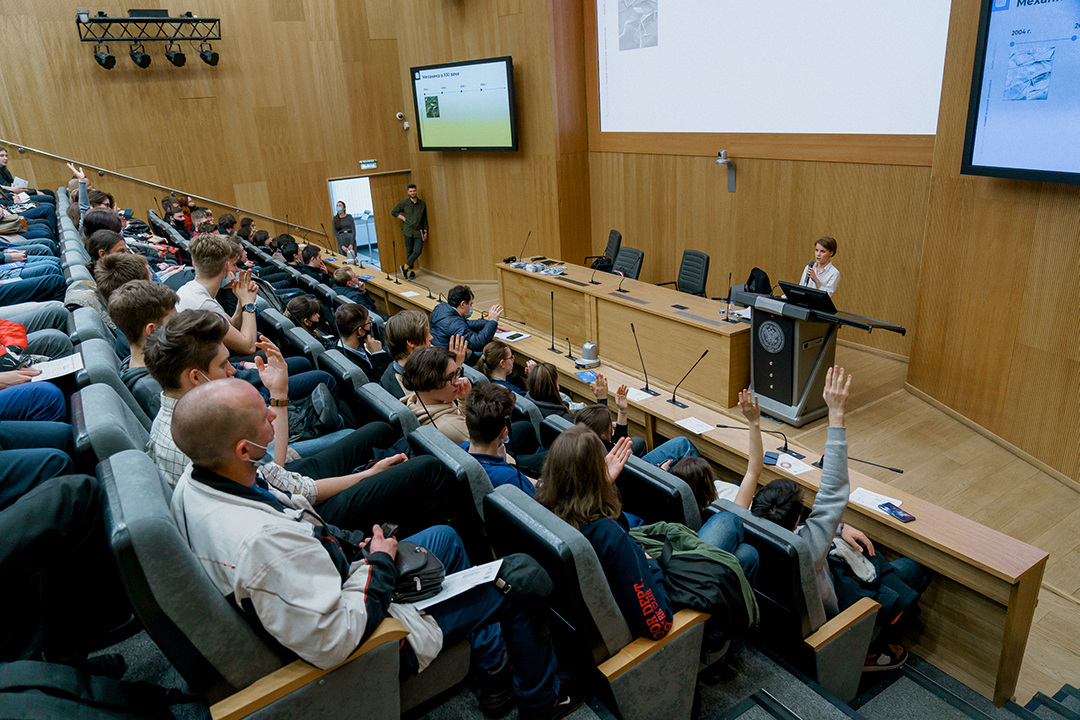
left=822, top=365, right=852, bottom=427
left=605, top=436, right=633, bottom=484
left=738, top=389, right=760, bottom=425
left=66, top=162, right=87, bottom=182
left=524, top=359, right=536, bottom=375
left=449, top=334, right=468, bottom=366
left=488, top=304, right=503, bottom=323
left=592, top=374, right=608, bottom=401
left=254, top=335, right=289, bottom=399
left=616, top=384, right=629, bottom=414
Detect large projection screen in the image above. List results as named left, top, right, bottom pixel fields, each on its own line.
left=596, top=1, right=951, bottom=136
left=961, top=0, right=1080, bottom=184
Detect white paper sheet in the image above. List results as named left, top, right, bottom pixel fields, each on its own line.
left=675, top=416, right=714, bottom=435
left=413, top=559, right=503, bottom=610
left=400, top=291, right=420, bottom=297
left=775, top=453, right=815, bottom=475
left=625, top=388, right=653, bottom=403
left=849, top=487, right=902, bottom=512
left=30, top=354, right=84, bottom=382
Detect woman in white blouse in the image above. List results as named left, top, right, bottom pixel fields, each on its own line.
left=802, top=236, right=840, bottom=297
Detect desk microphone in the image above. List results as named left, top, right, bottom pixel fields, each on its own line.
left=615, top=271, right=630, bottom=293
left=589, top=265, right=601, bottom=285
left=390, top=236, right=402, bottom=285
left=811, top=455, right=903, bottom=474
left=668, top=349, right=708, bottom=408
left=714, top=424, right=805, bottom=459
left=504, top=230, right=532, bottom=263
left=566, top=338, right=575, bottom=361
left=629, top=323, right=660, bottom=396
left=548, top=291, right=561, bottom=354
left=411, top=279, right=436, bottom=300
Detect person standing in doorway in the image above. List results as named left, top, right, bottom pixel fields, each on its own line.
left=391, top=183, right=427, bottom=279
left=332, top=201, right=355, bottom=254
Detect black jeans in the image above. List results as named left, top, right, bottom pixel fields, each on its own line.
left=404, top=232, right=423, bottom=267
left=0, top=475, right=131, bottom=661
left=287, top=422, right=490, bottom=562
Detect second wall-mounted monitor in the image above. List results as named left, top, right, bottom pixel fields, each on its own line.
left=410, top=56, right=518, bottom=152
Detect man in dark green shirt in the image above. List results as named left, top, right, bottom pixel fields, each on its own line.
left=390, top=183, right=427, bottom=279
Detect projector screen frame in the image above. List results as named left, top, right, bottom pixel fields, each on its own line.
left=959, top=0, right=1080, bottom=186
left=409, top=55, right=519, bottom=153
left=582, top=0, right=937, bottom=167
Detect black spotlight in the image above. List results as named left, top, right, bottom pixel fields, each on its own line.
left=129, top=43, right=151, bottom=69
left=94, top=43, right=116, bottom=70
left=198, top=42, right=219, bottom=66
left=165, top=43, right=186, bottom=67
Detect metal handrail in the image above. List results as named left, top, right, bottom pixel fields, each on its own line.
left=0, top=139, right=328, bottom=239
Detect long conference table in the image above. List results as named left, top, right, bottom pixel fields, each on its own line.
left=321, top=253, right=1048, bottom=706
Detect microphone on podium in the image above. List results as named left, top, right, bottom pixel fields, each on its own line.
left=629, top=323, right=660, bottom=396
left=668, top=350, right=708, bottom=408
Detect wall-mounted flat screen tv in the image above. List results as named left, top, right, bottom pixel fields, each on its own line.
left=961, top=0, right=1080, bottom=185
left=410, top=56, right=518, bottom=152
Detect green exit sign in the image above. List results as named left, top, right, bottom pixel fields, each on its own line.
left=359, top=159, right=377, bottom=170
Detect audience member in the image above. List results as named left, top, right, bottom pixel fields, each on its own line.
left=331, top=266, right=378, bottom=314
left=94, top=252, right=152, bottom=303
left=335, top=303, right=390, bottom=380
left=285, top=296, right=332, bottom=347
left=169, top=377, right=578, bottom=718
left=462, top=382, right=541, bottom=494
left=525, top=362, right=579, bottom=422
left=175, top=233, right=259, bottom=357
left=478, top=340, right=527, bottom=396
left=402, top=346, right=472, bottom=445
left=380, top=309, right=432, bottom=399
left=108, top=280, right=176, bottom=418
left=0, top=301, right=74, bottom=359
left=0, top=378, right=74, bottom=509
left=297, top=244, right=331, bottom=285
left=430, top=284, right=501, bottom=351
left=217, top=213, right=237, bottom=236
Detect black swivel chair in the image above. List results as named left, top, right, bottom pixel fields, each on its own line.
left=584, top=229, right=622, bottom=269
left=611, top=247, right=644, bottom=280
left=658, top=249, right=710, bottom=297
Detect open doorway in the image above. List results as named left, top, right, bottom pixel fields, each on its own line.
left=328, top=176, right=380, bottom=268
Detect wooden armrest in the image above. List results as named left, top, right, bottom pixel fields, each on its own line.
left=803, top=597, right=880, bottom=652
left=598, top=608, right=709, bottom=682
left=210, top=618, right=408, bottom=720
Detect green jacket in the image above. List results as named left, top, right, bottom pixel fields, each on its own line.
left=630, top=521, right=759, bottom=628
left=391, top=197, right=428, bottom=236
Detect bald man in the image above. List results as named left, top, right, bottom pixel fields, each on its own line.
left=170, top=379, right=576, bottom=717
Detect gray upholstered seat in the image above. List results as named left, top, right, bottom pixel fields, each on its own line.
left=484, top=485, right=705, bottom=720
left=539, top=414, right=572, bottom=449
left=96, top=450, right=403, bottom=718
left=612, top=247, right=644, bottom=280
left=461, top=363, right=486, bottom=385
left=316, top=349, right=370, bottom=427
left=69, top=306, right=112, bottom=346
left=76, top=337, right=152, bottom=431
left=407, top=425, right=495, bottom=520
left=618, top=455, right=703, bottom=531
left=284, top=326, right=325, bottom=366
left=256, top=308, right=295, bottom=351
left=712, top=498, right=879, bottom=702
left=659, top=249, right=710, bottom=296
left=66, top=263, right=95, bottom=285
left=71, top=382, right=150, bottom=466
left=358, top=382, right=420, bottom=437
left=511, top=393, right=544, bottom=445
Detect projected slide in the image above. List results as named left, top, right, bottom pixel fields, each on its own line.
left=969, top=0, right=1080, bottom=174
left=596, top=1, right=951, bottom=135
left=412, top=58, right=515, bottom=150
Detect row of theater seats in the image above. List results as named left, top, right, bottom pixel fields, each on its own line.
left=59, top=203, right=872, bottom=716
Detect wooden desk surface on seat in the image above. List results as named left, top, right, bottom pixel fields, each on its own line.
left=496, top=261, right=751, bottom=407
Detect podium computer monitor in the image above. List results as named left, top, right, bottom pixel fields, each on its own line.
left=777, top=281, right=836, bottom=314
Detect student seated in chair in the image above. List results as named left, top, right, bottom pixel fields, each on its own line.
left=108, top=279, right=176, bottom=419
left=478, top=340, right=527, bottom=396
left=402, top=346, right=472, bottom=446
left=335, top=302, right=390, bottom=380
left=729, top=368, right=926, bottom=672
left=430, top=284, right=502, bottom=352
left=381, top=310, right=466, bottom=400
left=462, top=382, right=545, bottom=491
left=143, top=310, right=485, bottom=557
left=297, top=244, right=332, bottom=285
left=574, top=376, right=700, bottom=467
left=285, top=296, right=334, bottom=349
left=534, top=426, right=673, bottom=641
left=332, top=266, right=378, bottom=314
left=169, top=377, right=583, bottom=719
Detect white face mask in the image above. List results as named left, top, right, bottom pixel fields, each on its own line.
left=242, top=438, right=274, bottom=467
left=197, top=370, right=212, bottom=384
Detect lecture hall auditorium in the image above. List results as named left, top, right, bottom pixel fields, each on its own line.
left=0, top=1, right=1076, bottom=719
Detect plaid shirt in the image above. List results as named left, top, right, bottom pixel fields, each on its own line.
left=148, top=393, right=318, bottom=504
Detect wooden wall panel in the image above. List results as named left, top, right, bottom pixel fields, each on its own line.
left=0, top=0, right=588, bottom=284
left=588, top=152, right=929, bottom=357
left=907, top=0, right=1080, bottom=482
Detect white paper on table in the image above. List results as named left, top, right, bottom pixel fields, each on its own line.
left=625, top=388, right=652, bottom=403
left=30, top=354, right=84, bottom=382
left=400, top=290, right=420, bottom=297
left=675, top=416, right=714, bottom=435
left=849, top=487, right=902, bottom=512
left=775, top=454, right=815, bottom=475
left=413, top=558, right=503, bottom=610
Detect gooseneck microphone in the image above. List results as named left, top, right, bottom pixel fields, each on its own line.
left=504, top=230, right=532, bottom=263
left=615, top=271, right=630, bottom=293
left=714, top=424, right=805, bottom=459
left=812, top=455, right=903, bottom=474
left=629, top=323, right=659, bottom=396
left=668, top=350, right=708, bottom=408
left=411, top=280, right=436, bottom=300
left=390, top=236, right=402, bottom=285
left=548, top=292, right=562, bottom=354
left=589, top=265, right=601, bottom=285
left=566, top=338, right=575, bottom=361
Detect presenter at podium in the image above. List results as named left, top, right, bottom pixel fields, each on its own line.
left=800, top=236, right=840, bottom=297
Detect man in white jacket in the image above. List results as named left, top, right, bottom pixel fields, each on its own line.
left=169, top=378, right=583, bottom=720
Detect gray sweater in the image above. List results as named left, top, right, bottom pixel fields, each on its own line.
left=796, top=426, right=849, bottom=618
